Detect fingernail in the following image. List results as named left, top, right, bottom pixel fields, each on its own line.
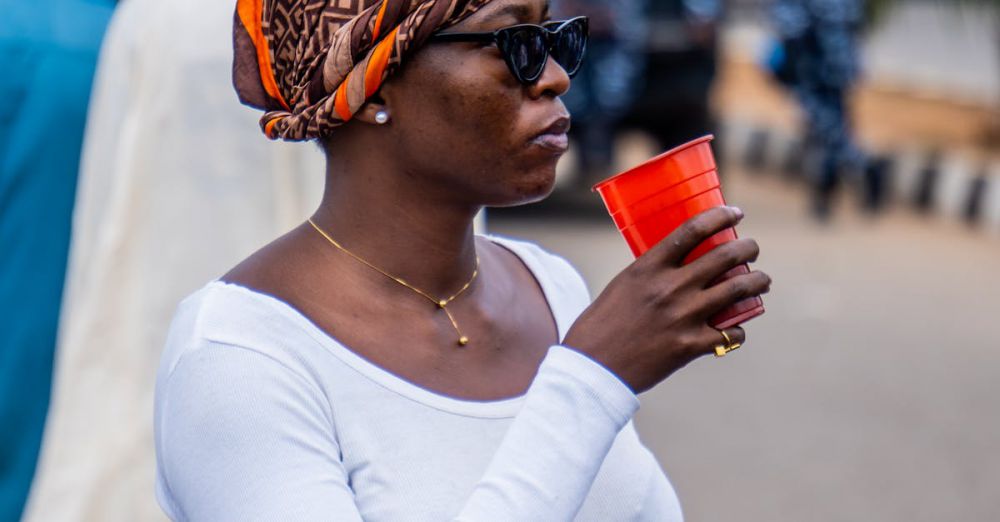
left=731, top=206, right=744, bottom=219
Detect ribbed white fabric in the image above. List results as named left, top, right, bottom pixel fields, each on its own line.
left=154, top=235, right=683, bottom=521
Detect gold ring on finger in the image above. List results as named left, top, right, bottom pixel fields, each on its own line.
left=713, top=329, right=742, bottom=358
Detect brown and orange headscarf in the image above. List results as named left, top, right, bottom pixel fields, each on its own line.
left=234, top=0, right=492, bottom=141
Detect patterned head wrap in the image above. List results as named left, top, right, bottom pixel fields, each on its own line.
left=234, top=0, right=493, bottom=141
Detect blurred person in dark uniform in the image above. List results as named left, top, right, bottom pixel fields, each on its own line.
left=623, top=0, right=722, bottom=154
left=771, top=0, right=866, bottom=220
left=553, top=0, right=646, bottom=187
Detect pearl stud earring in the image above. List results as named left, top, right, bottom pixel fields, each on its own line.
left=375, top=111, right=389, bottom=124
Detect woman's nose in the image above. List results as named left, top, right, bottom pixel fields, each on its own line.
left=528, top=55, right=572, bottom=99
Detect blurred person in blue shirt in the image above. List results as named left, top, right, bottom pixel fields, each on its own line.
left=19, top=0, right=322, bottom=518
left=771, top=0, right=866, bottom=220
left=0, top=1, right=115, bottom=520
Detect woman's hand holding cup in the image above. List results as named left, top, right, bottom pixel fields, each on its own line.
left=562, top=206, right=772, bottom=394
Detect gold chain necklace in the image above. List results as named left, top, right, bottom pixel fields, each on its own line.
left=307, top=219, right=479, bottom=346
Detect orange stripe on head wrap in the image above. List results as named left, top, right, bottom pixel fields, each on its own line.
left=236, top=0, right=290, bottom=110
left=334, top=74, right=354, bottom=122
left=365, top=27, right=399, bottom=97
left=264, top=117, right=282, bottom=138
left=372, top=0, right=390, bottom=41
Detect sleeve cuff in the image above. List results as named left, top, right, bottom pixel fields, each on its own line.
left=540, top=345, right=640, bottom=425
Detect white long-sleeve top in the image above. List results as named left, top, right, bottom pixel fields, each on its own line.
left=154, top=235, right=683, bottom=521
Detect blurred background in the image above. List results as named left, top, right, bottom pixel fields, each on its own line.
left=494, top=0, right=1000, bottom=520
left=2, top=0, right=999, bottom=520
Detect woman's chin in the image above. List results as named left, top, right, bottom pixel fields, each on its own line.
left=489, top=175, right=557, bottom=207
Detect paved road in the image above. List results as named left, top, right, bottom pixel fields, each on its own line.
left=489, top=168, right=1000, bottom=521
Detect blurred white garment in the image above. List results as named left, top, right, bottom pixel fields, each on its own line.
left=22, top=0, right=326, bottom=519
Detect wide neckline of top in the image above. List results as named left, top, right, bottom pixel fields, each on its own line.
left=206, top=234, right=569, bottom=419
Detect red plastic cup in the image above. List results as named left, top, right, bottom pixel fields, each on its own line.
left=593, top=135, right=764, bottom=329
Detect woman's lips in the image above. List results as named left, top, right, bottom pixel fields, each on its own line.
left=530, top=115, right=571, bottom=152
left=532, top=132, right=569, bottom=152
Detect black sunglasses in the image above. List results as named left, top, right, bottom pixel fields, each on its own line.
left=429, top=16, right=589, bottom=85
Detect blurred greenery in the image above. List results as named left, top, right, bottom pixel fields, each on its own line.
left=866, top=0, right=1000, bottom=28
left=865, top=0, right=895, bottom=26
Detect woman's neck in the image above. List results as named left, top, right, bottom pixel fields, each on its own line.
left=310, top=155, right=483, bottom=300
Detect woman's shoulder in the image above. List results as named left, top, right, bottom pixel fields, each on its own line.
left=171, top=225, right=326, bottom=353
left=158, top=280, right=320, bottom=383
left=219, top=224, right=313, bottom=295
left=173, top=279, right=302, bottom=335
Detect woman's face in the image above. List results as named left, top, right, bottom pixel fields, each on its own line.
left=380, top=0, right=572, bottom=207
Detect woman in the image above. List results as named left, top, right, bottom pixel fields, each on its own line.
left=154, top=0, right=771, bottom=520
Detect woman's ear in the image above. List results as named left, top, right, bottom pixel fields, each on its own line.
left=354, top=93, right=391, bottom=125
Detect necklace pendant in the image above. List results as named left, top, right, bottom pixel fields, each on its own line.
left=308, top=220, right=480, bottom=352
